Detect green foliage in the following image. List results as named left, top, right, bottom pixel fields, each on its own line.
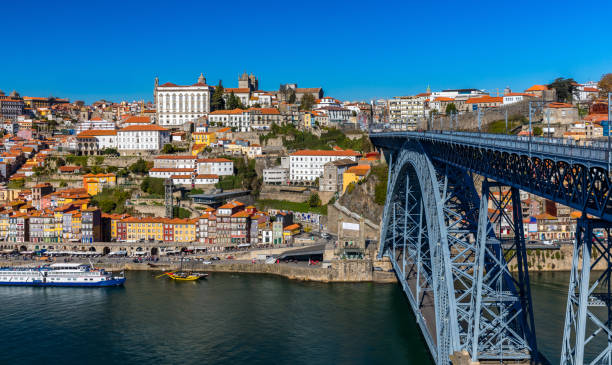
left=189, top=188, right=204, bottom=195
left=140, top=177, right=165, bottom=195
left=161, top=143, right=187, bottom=154
left=211, top=81, right=225, bottom=111
left=59, top=181, right=68, bottom=187
left=261, top=123, right=372, bottom=152
left=346, top=182, right=356, bottom=194
left=256, top=199, right=328, bottom=215
left=129, top=158, right=150, bottom=175
left=308, top=193, right=322, bottom=207
left=66, top=155, right=89, bottom=167
left=548, top=77, right=577, bottom=102
left=226, top=92, right=245, bottom=110
left=116, top=168, right=129, bottom=177
left=371, top=164, right=388, bottom=205
left=214, top=156, right=260, bottom=194
left=533, top=126, right=543, bottom=136
left=7, top=179, right=25, bottom=189
left=91, top=187, right=131, bottom=214
left=94, top=156, right=104, bottom=165
left=486, top=115, right=528, bottom=134
left=173, top=207, right=191, bottom=219
left=300, top=93, right=316, bottom=111
left=445, top=103, right=457, bottom=115
left=100, top=147, right=119, bottom=156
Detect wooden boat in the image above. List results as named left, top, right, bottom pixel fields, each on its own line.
left=161, top=271, right=208, bottom=281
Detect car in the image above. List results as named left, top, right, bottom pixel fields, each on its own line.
left=211, top=256, right=221, bottom=261
left=373, top=267, right=384, bottom=271
left=226, top=255, right=235, bottom=260
left=203, top=261, right=212, bottom=265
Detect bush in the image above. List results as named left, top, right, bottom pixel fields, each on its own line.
left=91, top=187, right=131, bottom=214
left=533, top=126, right=543, bottom=136
left=101, top=148, right=119, bottom=156
left=173, top=207, right=191, bottom=218
left=59, top=181, right=68, bottom=187
left=162, top=144, right=187, bottom=154
left=308, top=193, right=321, bottom=207
left=141, top=177, right=165, bottom=195
left=7, top=179, right=25, bottom=189
left=129, top=158, right=150, bottom=175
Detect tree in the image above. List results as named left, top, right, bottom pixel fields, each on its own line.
left=300, top=93, right=316, bottom=111
left=308, top=193, right=321, bottom=207
left=129, top=158, right=149, bottom=174
left=598, top=73, right=612, bottom=97
left=251, top=103, right=262, bottom=108
left=533, top=126, right=543, bottom=136
left=445, top=103, right=457, bottom=115
left=548, top=77, right=577, bottom=102
left=211, top=81, right=225, bottom=111
left=101, top=147, right=119, bottom=156
left=227, top=92, right=244, bottom=110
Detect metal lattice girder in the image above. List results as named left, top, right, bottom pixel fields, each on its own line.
left=371, top=131, right=612, bottom=221
left=379, top=141, right=536, bottom=364
left=561, top=218, right=612, bottom=365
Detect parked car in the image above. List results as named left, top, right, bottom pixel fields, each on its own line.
left=211, top=256, right=221, bottom=261
left=226, top=255, right=235, bottom=260
left=373, top=267, right=383, bottom=272
left=203, top=261, right=212, bottom=265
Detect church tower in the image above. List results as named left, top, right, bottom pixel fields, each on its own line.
left=154, top=76, right=159, bottom=105
left=197, top=73, right=206, bottom=84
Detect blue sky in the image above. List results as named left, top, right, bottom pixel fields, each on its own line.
left=1, top=0, right=611, bottom=103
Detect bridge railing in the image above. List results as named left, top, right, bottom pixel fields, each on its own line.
left=374, top=131, right=610, bottom=167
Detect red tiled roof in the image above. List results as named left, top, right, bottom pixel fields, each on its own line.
left=149, top=168, right=194, bottom=172
left=224, top=88, right=251, bottom=93
left=77, top=130, right=117, bottom=137
left=525, top=85, right=548, bottom=92
left=194, top=174, right=219, bottom=179
left=197, top=158, right=232, bottom=163
left=290, top=149, right=360, bottom=157
left=154, top=155, right=196, bottom=160
left=123, top=116, right=151, bottom=124
left=119, top=124, right=168, bottom=132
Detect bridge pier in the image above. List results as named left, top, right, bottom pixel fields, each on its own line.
left=561, top=218, right=612, bottom=365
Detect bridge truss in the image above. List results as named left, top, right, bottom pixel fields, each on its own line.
left=373, top=132, right=612, bottom=364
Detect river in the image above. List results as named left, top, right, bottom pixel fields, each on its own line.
left=0, top=271, right=575, bottom=364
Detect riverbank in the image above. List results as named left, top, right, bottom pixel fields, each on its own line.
left=0, top=259, right=398, bottom=284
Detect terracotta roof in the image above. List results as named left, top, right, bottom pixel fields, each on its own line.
left=247, top=107, right=280, bottom=115
left=197, top=158, right=232, bottom=163
left=170, top=175, right=192, bottom=179
left=194, top=174, right=219, bottom=179
left=547, top=102, right=574, bottom=109
left=583, top=87, right=598, bottom=92
left=123, top=116, right=151, bottom=124
left=434, top=97, right=454, bottom=102
left=59, top=166, right=81, bottom=172
left=77, top=129, right=117, bottom=137
left=295, top=88, right=322, bottom=93
left=525, top=85, right=548, bottom=92
left=225, top=88, right=251, bottom=93
left=465, top=96, right=503, bottom=104
left=284, top=223, right=300, bottom=231
left=290, top=149, right=360, bottom=157
left=119, top=124, right=168, bottom=132
left=346, top=165, right=371, bottom=176
left=209, top=108, right=245, bottom=115
left=504, top=92, right=533, bottom=97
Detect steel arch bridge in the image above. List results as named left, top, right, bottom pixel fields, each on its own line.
left=371, top=131, right=612, bottom=365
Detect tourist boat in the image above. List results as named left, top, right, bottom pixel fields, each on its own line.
left=0, top=263, right=126, bottom=287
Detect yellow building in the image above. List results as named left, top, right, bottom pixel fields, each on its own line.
left=83, top=173, right=116, bottom=195
left=283, top=223, right=301, bottom=241
left=192, top=132, right=216, bottom=147
left=342, top=165, right=371, bottom=193
left=123, top=217, right=164, bottom=242
left=0, top=213, right=9, bottom=241
left=171, top=218, right=197, bottom=243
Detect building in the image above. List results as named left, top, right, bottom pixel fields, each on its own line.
left=117, top=124, right=170, bottom=152
left=544, top=102, right=579, bottom=125
left=289, top=149, right=360, bottom=183
left=75, top=130, right=118, bottom=155
left=320, top=159, right=358, bottom=192
left=342, top=165, right=371, bottom=193
left=0, top=91, right=25, bottom=120
left=192, top=132, right=216, bottom=147
left=81, top=207, right=102, bottom=243
left=263, top=167, right=289, bottom=185
left=155, top=73, right=213, bottom=126
left=388, top=95, right=429, bottom=130
left=83, top=173, right=116, bottom=195
left=153, top=155, right=197, bottom=169
left=196, top=158, right=233, bottom=176
left=194, top=174, right=219, bottom=185
left=503, top=93, right=534, bottom=105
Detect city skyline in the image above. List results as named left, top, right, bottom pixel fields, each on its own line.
left=2, top=0, right=612, bottom=103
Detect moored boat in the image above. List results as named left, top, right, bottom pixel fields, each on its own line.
left=0, top=263, right=126, bottom=287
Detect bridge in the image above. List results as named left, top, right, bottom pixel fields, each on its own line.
left=371, top=131, right=612, bottom=365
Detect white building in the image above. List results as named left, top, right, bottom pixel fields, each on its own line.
left=171, top=174, right=193, bottom=185
left=194, top=174, right=219, bottom=185
left=153, top=155, right=197, bottom=169
left=155, top=73, right=213, bottom=127
left=289, top=150, right=360, bottom=183
left=263, top=167, right=289, bottom=185
left=208, top=109, right=250, bottom=131
left=149, top=168, right=195, bottom=179
left=75, top=130, right=118, bottom=151
left=196, top=158, right=234, bottom=176
left=388, top=94, right=430, bottom=130
left=117, top=124, right=170, bottom=152
left=503, top=92, right=534, bottom=105
left=75, top=118, right=116, bottom=133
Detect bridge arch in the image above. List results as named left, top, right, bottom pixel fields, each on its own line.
left=379, top=141, right=534, bottom=363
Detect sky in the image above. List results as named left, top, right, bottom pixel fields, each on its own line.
left=1, top=0, right=611, bottom=104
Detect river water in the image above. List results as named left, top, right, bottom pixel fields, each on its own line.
left=0, top=271, right=573, bottom=364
